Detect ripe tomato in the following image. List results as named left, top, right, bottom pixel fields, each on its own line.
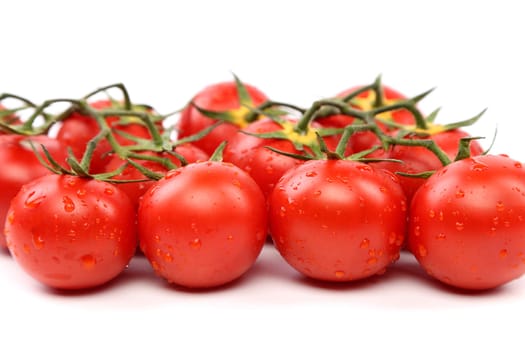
left=0, top=134, right=68, bottom=249
left=4, top=174, right=137, bottom=289
left=177, top=80, right=268, bottom=155
left=103, top=143, right=208, bottom=207
left=138, top=161, right=267, bottom=288
left=269, top=159, right=406, bottom=282
left=372, top=128, right=484, bottom=202
left=56, top=100, right=159, bottom=173
left=408, top=154, right=525, bottom=290
left=223, top=117, right=340, bottom=199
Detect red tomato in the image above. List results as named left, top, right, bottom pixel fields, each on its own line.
left=408, top=154, right=525, bottom=290
left=269, top=159, right=407, bottom=282
left=177, top=80, right=268, bottom=155
left=0, top=135, right=68, bottom=249
left=372, top=128, right=484, bottom=202
left=104, top=143, right=208, bottom=207
left=56, top=100, right=159, bottom=173
left=223, top=117, right=340, bottom=199
left=4, top=174, right=137, bottom=289
left=138, top=161, right=267, bottom=288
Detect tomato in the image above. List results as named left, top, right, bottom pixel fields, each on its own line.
left=138, top=161, right=267, bottom=288
left=56, top=100, right=159, bottom=173
left=269, top=159, right=407, bottom=282
left=408, top=154, right=525, bottom=290
left=372, top=128, right=484, bottom=202
left=103, top=143, right=208, bottom=207
left=4, top=174, right=137, bottom=290
left=223, top=117, right=340, bottom=199
left=317, top=85, right=416, bottom=153
left=177, top=80, right=268, bottom=155
left=0, top=134, right=68, bottom=249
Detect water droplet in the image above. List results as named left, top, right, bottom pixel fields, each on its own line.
left=104, top=187, right=114, bottom=196
left=471, top=159, right=488, bottom=172
left=305, top=171, right=317, bottom=177
left=496, top=201, right=505, bottom=212
left=313, top=190, right=322, bottom=196
left=455, top=190, right=465, bottom=198
left=356, top=164, right=371, bottom=172
left=112, top=247, right=119, bottom=256
left=62, top=196, right=75, bottom=212
left=388, top=232, right=397, bottom=244
left=163, top=253, right=173, bottom=263
left=81, top=254, right=96, bottom=269
left=189, top=238, right=202, bottom=249
left=428, top=209, right=436, bottom=218
left=279, top=206, right=286, bottom=217
left=499, top=249, right=508, bottom=258
left=455, top=222, right=465, bottom=231
left=153, top=234, right=161, bottom=243
left=76, top=188, right=86, bottom=198
left=23, top=244, right=30, bottom=254
left=436, top=232, right=447, bottom=240
left=32, top=232, right=45, bottom=249
left=66, top=178, right=77, bottom=187
left=265, top=165, right=274, bottom=174
left=414, top=225, right=421, bottom=237
left=24, top=191, right=46, bottom=209
left=515, top=162, right=522, bottom=169
left=367, top=257, right=378, bottom=265
left=165, top=169, right=181, bottom=179
left=151, top=260, right=161, bottom=272
left=6, top=211, right=14, bottom=225
left=334, top=270, right=345, bottom=279
left=418, top=244, right=428, bottom=257
left=227, top=234, right=234, bottom=241
left=231, top=179, right=241, bottom=188
left=360, top=238, right=370, bottom=249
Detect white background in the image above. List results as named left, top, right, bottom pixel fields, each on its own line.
left=2, top=1, right=525, bottom=349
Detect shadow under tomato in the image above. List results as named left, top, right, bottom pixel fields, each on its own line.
left=385, top=252, right=511, bottom=297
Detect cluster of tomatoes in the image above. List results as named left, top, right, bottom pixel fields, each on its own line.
left=1, top=76, right=525, bottom=292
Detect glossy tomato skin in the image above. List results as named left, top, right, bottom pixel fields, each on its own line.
left=177, top=81, right=268, bottom=155
left=138, top=161, right=267, bottom=288
left=408, top=155, right=525, bottom=290
left=223, top=118, right=339, bottom=199
left=372, top=129, right=484, bottom=202
left=269, top=159, right=407, bottom=282
left=103, top=143, right=209, bottom=207
left=4, top=174, right=137, bottom=290
left=0, top=135, right=68, bottom=248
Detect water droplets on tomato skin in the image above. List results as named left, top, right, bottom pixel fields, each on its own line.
left=24, top=191, right=46, bottom=209
left=417, top=244, right=428, bottom=257
left=32, top=232, right=45, bottom=249
left=499, top=249, right=508, bottom=258
left=334, top=270, right=346, bottom=279
left=81, top=254, right=96, bottom=269
left=104, top=187, right=114, bottom=196
left=189, top=238, right=202, bottom=249
left=62, top=196, right=75, bottom=213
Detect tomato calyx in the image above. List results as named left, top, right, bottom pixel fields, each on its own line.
left=188, top=74, right=265, bottom=128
